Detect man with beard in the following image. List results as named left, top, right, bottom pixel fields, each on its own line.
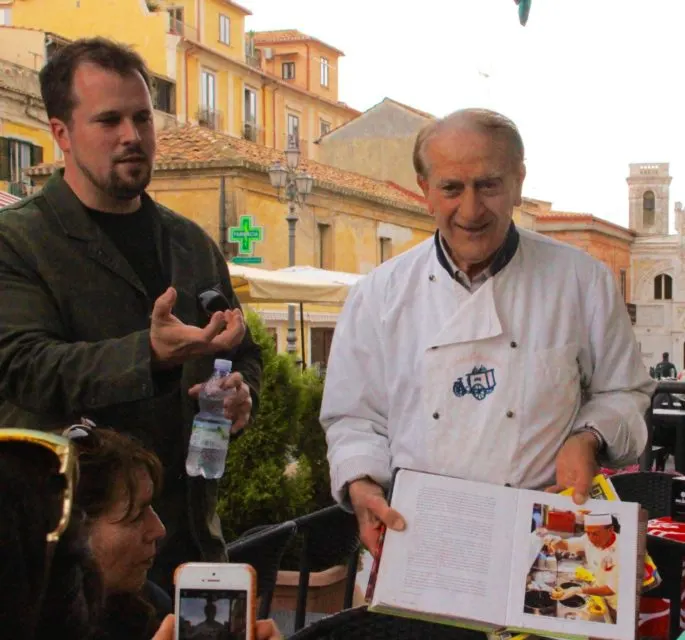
left=0, top=38, right=262, bottom=591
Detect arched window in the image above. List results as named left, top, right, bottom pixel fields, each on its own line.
left=654, top=273, right=673, bottom=300
left=643, top=190, right=656, bottom=227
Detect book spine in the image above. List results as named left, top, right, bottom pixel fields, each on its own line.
left=364, top=524, right=387, bottom=602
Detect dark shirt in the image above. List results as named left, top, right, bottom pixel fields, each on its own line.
left=99, top=581, right=173, bottom=640
left=86, top=200, right=167, bottom=302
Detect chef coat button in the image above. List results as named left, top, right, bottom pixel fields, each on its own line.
left=510, top=341, right=518, bottom=348
left=429, top=274, right=436, bottom=282
left=432, top=411, right=440, bottom=420
left=506, top=410, right=514, bottom=418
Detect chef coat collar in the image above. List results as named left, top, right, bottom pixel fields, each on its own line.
left=434, top=221, right=520, bottom=288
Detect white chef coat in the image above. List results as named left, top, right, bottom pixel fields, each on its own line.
left=567, top=533, right=620, bottom=610
left=321, top=227, right=653, bottom=502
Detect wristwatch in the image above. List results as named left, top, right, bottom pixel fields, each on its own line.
left=578, top=425, right=607, bottom=456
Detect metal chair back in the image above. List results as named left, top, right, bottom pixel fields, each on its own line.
left=287, top=605, right=488, bottom=639
left=609, top=471, right=673, bottom=519
left=292, top=505, right=360, bottom=631
left=225, top=520, right=297, bottom=619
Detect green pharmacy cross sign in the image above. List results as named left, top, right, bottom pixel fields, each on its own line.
left=228, top=215, right=264, bottom=265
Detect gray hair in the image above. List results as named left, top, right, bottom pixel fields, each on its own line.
left=413, top=108, right=525, bottom=179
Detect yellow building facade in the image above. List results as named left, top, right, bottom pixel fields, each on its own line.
left=2, top=0, right=358, bottom=164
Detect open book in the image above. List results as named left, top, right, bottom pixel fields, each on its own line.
left=367, top=468, right=640, bottom=640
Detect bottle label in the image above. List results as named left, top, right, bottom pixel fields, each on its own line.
left=191, top=418, right=230, bottom=441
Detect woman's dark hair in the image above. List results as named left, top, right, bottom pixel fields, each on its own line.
left=71, top=428, right=166, bottom=640
left=0, top=441, right=102, bottom=640
left=73, top=428, right=163, bottom=523
left=38, top=37, right=151, bottom=123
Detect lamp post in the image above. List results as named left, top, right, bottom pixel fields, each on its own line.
left=268, top=138, right=313, bottom=357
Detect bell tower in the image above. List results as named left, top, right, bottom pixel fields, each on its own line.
left=627, top=163, right=671, bottom=235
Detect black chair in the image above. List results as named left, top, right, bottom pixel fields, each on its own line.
left=225, top=520, right=297, bottom=619
left=292, top=505, right=361, bottom=632
left=609, top=471, right=673, bottom=519
left=288, top=605, right=488, bottom=639
left=645, top=534, right=685, bottom=640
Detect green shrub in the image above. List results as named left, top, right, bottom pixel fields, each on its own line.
left=217, top=310, right=335, bottom=545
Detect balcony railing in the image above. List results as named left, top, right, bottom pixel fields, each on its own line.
left=167, top=19, right=199, bottom=42
left=283, top=134, right=309, bottom=160
left=245, top=51, right=261, bottom=69
left=242, top=122, right=265, bottom=144
left=197, top=107, right=222, bottom=131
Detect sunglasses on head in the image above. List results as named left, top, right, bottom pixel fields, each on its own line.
left=0, top=428, right=78, bottom=543
left=62, top=417, right=98, bottom=447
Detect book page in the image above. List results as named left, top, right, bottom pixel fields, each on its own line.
left=506, top=490, right=639, bottom=640
left=371, top=469, right=518, bottom=627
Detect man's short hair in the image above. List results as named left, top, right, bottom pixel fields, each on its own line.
left=412, top=108, right=525, bottom=180
left=663, top=352, right=670, bottom=359
left=39, top=37, right=151, bottom=123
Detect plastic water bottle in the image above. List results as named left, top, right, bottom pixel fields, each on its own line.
left=186, top=358, right=234, bottom=479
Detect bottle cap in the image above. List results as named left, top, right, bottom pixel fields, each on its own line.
left=214, top=359, right=233, bottom=372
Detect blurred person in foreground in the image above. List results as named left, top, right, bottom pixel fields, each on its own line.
left=0, top=36, right=262, bottom=591
left=320, top=108, right=654, bottom=555
left=66, top=420, right=281, bottom=640
left=0, top=429, right=101, bottom=640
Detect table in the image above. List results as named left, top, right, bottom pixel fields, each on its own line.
left=639, top=517, right=685, bottom=639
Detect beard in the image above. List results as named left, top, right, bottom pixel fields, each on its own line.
left=77, top=155, right=152, bottom=202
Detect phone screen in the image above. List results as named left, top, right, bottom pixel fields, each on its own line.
left=178, top=588, right=248, bottom=640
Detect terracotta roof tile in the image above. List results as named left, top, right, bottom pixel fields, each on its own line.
left=253, top=29, right=344, bottom=56
left=30, top=125, right=427, bottom=212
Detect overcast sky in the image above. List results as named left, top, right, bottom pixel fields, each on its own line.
left=242, top=0, right=685, bottom=229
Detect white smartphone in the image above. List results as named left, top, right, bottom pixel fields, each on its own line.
left=174, top=562, right=256, bottom=640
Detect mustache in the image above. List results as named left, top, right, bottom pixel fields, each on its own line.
left=114, top=147, right=148, bottom=163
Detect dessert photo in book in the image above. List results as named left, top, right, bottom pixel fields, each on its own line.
left=526, top=504, right=621, bottom=625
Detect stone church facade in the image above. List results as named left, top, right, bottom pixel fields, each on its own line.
left=629, top=163, right=685, bottom=371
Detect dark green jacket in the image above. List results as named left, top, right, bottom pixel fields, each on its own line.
left=0, top=171, right=262, bottom=562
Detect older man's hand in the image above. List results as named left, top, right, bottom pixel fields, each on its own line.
left=547, top=431, right=600, bottom=504
left=348, top=478, right=405, bottom=557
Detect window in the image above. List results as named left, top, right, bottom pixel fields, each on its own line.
left=619, top=269, right=627, bottom=302
left=379, top=237, right=392, bottom=263
left=151, top=77, right=175, bottom=114
left=219, top=14, right=230, bottom=45
left=318, top=223, right=332, bottom=269
left=0, top=137, right=43, bottom=184
left=201, top=70, right=216, bottom=110
left=287, top=113, right=300, bottom=148
left=243, top=87, right=258, bottom=141
left=167, top=7, right=184, bottom=35
left=320, top=56, right=329, bottom=87
left=311, top=327, right=335, bottom=369
left=0, top=7, right=12, bottom=26
left=654, top=273, right=673, bottom=300
left=320, top=120, right=331, bottom=137
left=244, top=87, right=257, bottom=124
left=643, top=190, right=655, bottom=227
left=282, top=62, right=295, bottom=80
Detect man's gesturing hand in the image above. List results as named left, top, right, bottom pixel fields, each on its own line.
left=150, top=287, right=246, bottom=367
left=348, top=478, right=405, bottom=557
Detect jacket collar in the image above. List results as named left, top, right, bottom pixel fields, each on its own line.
left=39, top=170, right=190, bottom=296
left=434, top=221, right=520, bottom=285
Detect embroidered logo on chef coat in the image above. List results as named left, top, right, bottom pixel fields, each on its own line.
left=453, top=365, right=496, bottom=401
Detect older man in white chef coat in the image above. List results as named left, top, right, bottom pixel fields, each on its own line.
left=320, top=108, right=654, bottom=555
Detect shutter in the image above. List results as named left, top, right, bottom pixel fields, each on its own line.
left=31, top=144, right=43, bottom=167
left=0, top=137, right=10, bottom=181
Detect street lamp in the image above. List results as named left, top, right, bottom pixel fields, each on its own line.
left=268, top=138, right=314, bottom=356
